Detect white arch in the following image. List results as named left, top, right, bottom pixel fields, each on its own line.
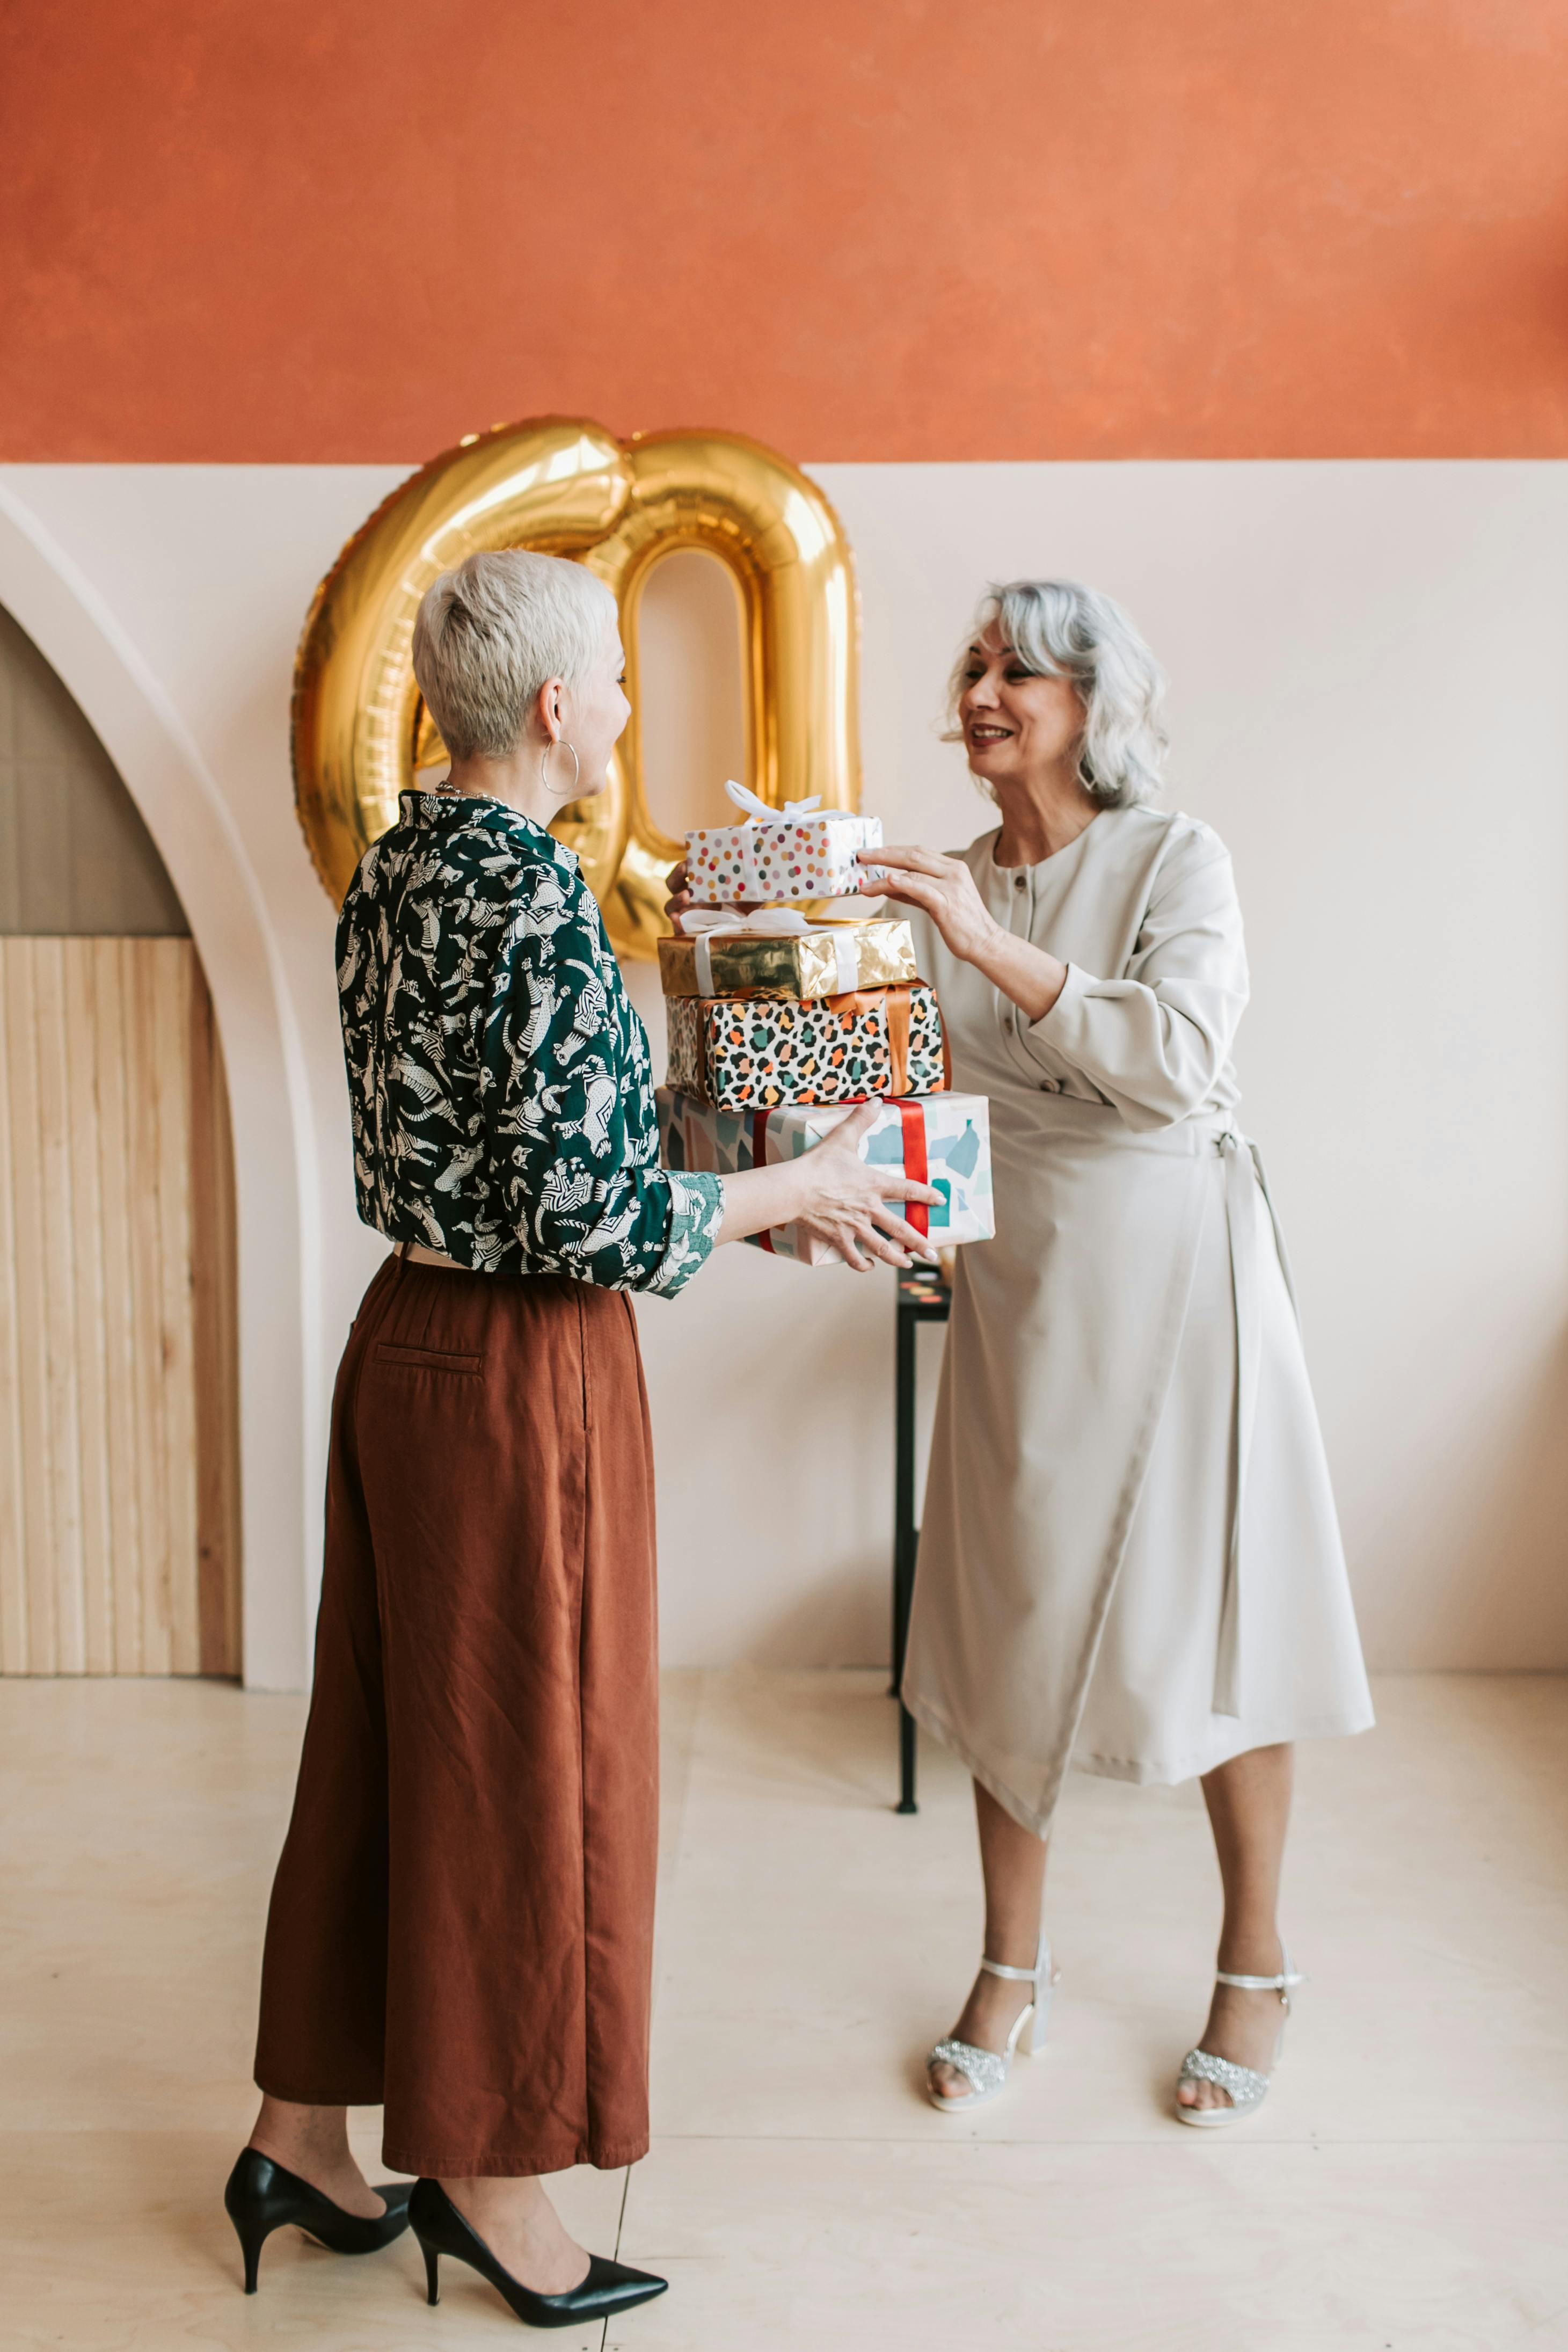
left=0, top=483, right=319, bottom=1690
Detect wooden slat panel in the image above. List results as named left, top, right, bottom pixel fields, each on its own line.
left=64, top=942, right=114, bottom=1673
left=151, top=943, right=200, bottom=1675
left=5, top=942, right=57, bottom=1670
left=35, top=940, right=87, bottom=1672
left=1, top=936, right=229, bottom=1676
left=190, top=969, right=241, bottom=1676
left=94, top=938, right=143, bottom=1673
left=126, top=942, right=172, bottom=1673
left=213, top=1021, right=243, bottom=1672
left=0, top=943, right=30, bottom=1670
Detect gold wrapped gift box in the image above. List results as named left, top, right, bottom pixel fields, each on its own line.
left=657, top=918, right=918, bottom=1003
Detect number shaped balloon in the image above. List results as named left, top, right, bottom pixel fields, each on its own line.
left=291, top=417, right=863, bottom=957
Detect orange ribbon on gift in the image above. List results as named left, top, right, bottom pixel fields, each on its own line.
left=816, top=984, right=943, bottom=1101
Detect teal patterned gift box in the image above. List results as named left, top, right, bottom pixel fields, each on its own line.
left=655, top=1086, right=994, bottom=1265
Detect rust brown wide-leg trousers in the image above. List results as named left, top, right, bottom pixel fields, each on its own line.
left=253, top=1254, right=659, bottom=2177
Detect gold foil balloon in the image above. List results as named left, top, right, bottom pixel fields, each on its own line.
left=292, top=418, right=863, bottom=956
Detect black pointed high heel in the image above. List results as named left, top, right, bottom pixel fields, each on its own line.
left=223, top=2147, right=413, bottom=2293
left=408, top=2177, right=668, bottom=2329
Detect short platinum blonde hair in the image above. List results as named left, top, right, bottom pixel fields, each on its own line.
left=412, top=549, right=619, bottom=762
left=948, top=579, right=1168, bottom=808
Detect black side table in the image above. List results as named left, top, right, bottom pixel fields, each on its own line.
left=892, top=1264, right=951, bottom=1813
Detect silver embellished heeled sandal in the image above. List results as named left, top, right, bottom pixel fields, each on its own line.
left=926, top=1938, right=1058, bottom=2113
left=1174, top=1950, right=1305, bottom=2128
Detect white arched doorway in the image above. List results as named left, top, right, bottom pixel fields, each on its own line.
left=0, top=597, right=240, bottom=1672
left=0, top=485, right=317, bottom=1690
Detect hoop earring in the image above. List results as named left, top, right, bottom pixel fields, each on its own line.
left=541, top=739, right=580, bottom=796
left=1073, top=734, right=1098, bottom=798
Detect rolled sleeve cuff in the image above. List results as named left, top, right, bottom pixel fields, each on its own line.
left=1026, top=960, right=1095, bottom=1060
left=643, top=1170, right=725, bottom=1298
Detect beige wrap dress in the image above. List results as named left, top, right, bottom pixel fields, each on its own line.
left=901, top=806, right=1373, bottom=1838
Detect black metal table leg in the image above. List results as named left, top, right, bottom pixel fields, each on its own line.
left=892, top=1268, right=951, bottom=1815
left=893, top=1292, right=920, bottom=1812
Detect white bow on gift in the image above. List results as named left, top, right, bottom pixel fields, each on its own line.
left=723, top=777, right=823, bottom=824
left=676, top=906, right=811, bottom=938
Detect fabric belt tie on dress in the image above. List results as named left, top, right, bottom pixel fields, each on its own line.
left=1212, top=1127, right=1299, bottom=1719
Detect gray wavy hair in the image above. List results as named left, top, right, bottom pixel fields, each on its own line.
left=412, top=549, right=618, bottom=762
left=946, top=579, right=1168, bottom=808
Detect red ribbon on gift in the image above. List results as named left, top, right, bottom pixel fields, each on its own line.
left=896, top=1099, right=930, bottom=1239
left=752, top=1100, right=929, bottom=1251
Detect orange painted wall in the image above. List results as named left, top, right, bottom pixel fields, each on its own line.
left=5, top=0, right=1566, bottom=462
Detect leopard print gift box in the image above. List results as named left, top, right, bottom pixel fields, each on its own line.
left=665, top=984, right=946, bottom=1111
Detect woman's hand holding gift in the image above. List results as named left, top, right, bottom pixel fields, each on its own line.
left=789, top=1102, right=943, bottom=1272
left=859, top=845, right=1000, bottom=962
left=664, top=857, right=765, bottom=930
left=714, top=1101, right=942, bottom=1273
left=860, top=846, right=1070, bottom=1024
left=664, top=857, right=696, bottom=928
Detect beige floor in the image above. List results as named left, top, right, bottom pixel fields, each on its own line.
left=2, top=1671, right=1565, bottom=2351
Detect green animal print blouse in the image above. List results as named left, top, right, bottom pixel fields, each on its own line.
left=337, top=791, right=723, bottom=1292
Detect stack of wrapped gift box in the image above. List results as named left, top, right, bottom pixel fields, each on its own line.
left=655, top=785, right=994, bottom=1265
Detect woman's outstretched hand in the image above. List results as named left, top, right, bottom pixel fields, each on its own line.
left=861, top=846, right=1070, bottom=1022
left=791, top=1101, right=942, bottom=1272
left=860, top=846, right=1001, bottom=965
left=715, top=1100, right=942, bottom=1272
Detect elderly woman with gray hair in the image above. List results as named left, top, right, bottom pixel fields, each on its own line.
left=222, top=550, right=938, bottom=2327
left=872, top=581, right=1373, bottom=2125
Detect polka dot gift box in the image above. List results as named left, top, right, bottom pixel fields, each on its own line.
left=687, top=779, right=885, bottom=905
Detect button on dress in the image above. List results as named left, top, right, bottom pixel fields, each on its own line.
left=901, top=808, right=1373, bottom=1836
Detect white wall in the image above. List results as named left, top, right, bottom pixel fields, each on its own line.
left=2, top=461, right=1564, bottom=1682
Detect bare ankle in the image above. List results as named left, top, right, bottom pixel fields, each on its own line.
left=441, top=2176, right=548, bottom=2227
left=1216, top=1926, right=1283, bottom=1975
left=982, top=1926, right=1042, bottom=1970
left=251, top=2098, right=352, bottom=2170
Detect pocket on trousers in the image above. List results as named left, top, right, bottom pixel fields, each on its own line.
left=373, top=1341, right=483, bottom=1375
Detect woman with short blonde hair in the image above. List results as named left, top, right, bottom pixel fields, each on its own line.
left=224, top=549, right=938, bottom=2326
